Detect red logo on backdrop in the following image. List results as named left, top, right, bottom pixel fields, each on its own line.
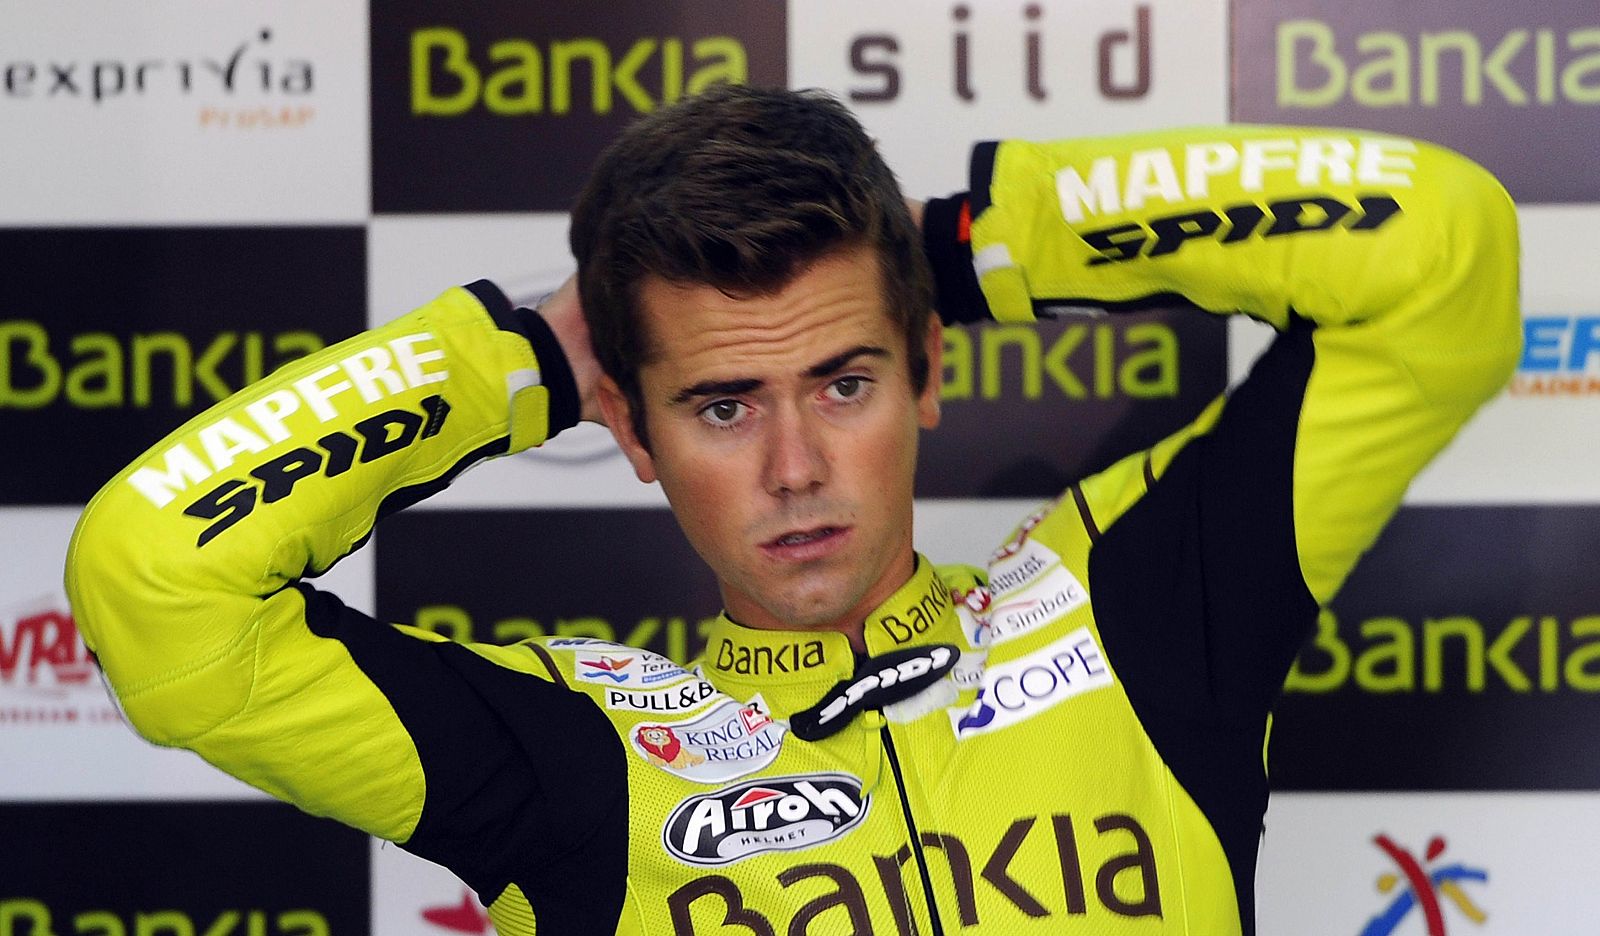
left=1, top=608, right=94, bottom=691
left=0, top=602, right=120, bottom=725
left=422, top=890, right=491, bottom=935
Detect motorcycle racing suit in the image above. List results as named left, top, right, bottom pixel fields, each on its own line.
left=67, top=126, right=1520, bottom=935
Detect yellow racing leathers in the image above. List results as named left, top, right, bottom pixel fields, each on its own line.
left=67, top=127, right=1519, bottom=935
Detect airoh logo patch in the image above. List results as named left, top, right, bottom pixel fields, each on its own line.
left=662, top=773, right=869, bottom=866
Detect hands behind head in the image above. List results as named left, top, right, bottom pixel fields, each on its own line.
left=539, top=275, right=607, bottom=426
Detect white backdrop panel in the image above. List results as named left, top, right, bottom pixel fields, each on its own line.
left=1259, top=791, right=1600, bottom=934
left=0, top=0, right=369, bottom=224
left=790, top=0, right=1229, bottom=197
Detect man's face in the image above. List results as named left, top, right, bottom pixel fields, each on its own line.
left=601, top=244, right=942, bottom=640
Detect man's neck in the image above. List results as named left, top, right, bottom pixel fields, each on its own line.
left=720, top=552, right=920, bottom=654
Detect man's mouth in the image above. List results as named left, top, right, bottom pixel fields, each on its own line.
left=769, top=527, right=839, bottom=547
left=760, top=525, right=851, bottom=560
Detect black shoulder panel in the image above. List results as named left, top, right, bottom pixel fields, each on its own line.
left=297, top=585, right=629, bottom=933
left=1086, top=318, right=1319, bottom=936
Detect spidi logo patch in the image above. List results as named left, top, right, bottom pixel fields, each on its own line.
left=1232, top=0, right=1600, bottom=202
left=0, top=227, right=363, bottom=505
left=370, top=0, right=786, bottom=212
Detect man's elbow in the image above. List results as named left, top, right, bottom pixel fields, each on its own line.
left=1419, top=149, right=1523, bottom=407
left=67, top=499, right=233, bottom=747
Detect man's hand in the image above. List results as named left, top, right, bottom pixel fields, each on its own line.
left=538, top=274, right=607, bottom=425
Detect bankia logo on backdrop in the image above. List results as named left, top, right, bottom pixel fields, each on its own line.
left=920, top=311, right=1224, bottom=498
left=2, top=802, right=369, bottom=936
left=1233, top=0, right=1600, bottom=202
left=1271, top=506, right=1600, bottom=791
left=0, top=228, right=364, bottom=505
left=376, top=509, right=724, bottom=662
left=370, top=0, right=787, bottom=213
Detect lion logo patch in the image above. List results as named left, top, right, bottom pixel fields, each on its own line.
left=635, top=725, right=706, bottom=770
left=628, top=698, right=787, bottom=784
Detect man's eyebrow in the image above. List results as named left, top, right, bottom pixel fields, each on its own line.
left=668, top=346, right=891, bottom=406
left=671, top=377, right=763, bottom=406
left=804, top=345, right=890, bottom=379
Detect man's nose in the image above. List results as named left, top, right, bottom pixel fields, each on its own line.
left=763, top=405, right=829, bottom=497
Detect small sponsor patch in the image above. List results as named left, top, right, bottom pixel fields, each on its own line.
left=711, top=637, right=827, bottom=675
left=631, top=699, right=786, bottom=783
left=987, top=540, right=1060, bottom=596
left=546, top=637, right=629, bottom=649
left=663, top=773, right=869, bottom=866
left=987, top=566, right=1089, bottom=644
left=949, top=627, right=1113, bottom=739
left=575, top=650, right=690, bottom=686
left=989, top=503, right=1052, bottom=563
left=950, top=650, right=987, bottom=690
left=952, top=586, right=993, bottom=648
left=605, top=680, right=725, bottom=716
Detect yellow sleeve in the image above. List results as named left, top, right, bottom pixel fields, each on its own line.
left=964, top=126, right=1520, bottom=601
left=65, top=282, right=576, bottom=841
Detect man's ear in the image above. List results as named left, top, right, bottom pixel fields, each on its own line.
left=917, top=315, right=943, bottom=430
left=598, top=376, right=658, bottom=484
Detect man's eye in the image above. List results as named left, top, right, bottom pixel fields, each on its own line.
left=827, top=376, right=868, bottom=401
left=701, top=400, right=745, bottom=426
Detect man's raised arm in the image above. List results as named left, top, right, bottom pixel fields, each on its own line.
left=920, top=126, right=1520, bottom=606
left=63, top=281, right=607, bottom=863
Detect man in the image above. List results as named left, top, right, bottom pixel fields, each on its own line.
left=67, top=86, right=1519, bottom=935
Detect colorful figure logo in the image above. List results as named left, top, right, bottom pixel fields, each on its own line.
left=1361, top=834, right=1487, bottom=936
left=578, top=655, right=634, bottom=683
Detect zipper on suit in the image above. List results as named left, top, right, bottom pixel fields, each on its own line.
left=879, top=723, right=945, bottom=936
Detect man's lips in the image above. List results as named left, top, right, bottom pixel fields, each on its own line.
left=759, top=525, right=852, bottom=561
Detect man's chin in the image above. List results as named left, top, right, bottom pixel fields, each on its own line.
left=734, top=569, right=871, bottom=632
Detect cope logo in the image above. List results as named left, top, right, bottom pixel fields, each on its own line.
left=1361, top=834, right=1487, bottom=936
left=1509, top=315, right=1600, bottom=396
left=370, top=0, right=786, bottom=212
left=950, top=627, right=1113, bottom=738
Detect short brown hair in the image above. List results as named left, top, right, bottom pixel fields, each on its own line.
left=569, top=85, right=934, bottom=448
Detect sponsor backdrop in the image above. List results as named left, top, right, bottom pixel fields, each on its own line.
left=3, top=0, right=1596, bottom=933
